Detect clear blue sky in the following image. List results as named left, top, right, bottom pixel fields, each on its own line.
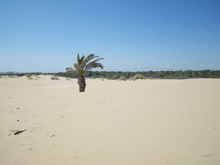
left=0, top=0, right=219, bottom=72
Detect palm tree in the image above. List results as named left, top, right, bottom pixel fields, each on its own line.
left=66, top=53, right=104, bottom=92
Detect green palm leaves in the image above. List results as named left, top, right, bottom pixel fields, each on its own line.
left=66, top=53, right=104, bottom=77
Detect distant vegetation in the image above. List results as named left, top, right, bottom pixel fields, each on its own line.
left=1, top=70, right=220, bottom=80
left=62, top=70, right=220, bottom=80
left=132, top=74, right=146, bottom=80
left=26, top=74, right=33, bottom=80
left=119, top=76, right=127, bottom=81
left=51, top=75, right=59, bottom=80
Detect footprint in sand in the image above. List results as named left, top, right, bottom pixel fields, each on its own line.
left=203, top=122, right=215, bottom=131
left=203, top=126, right=214, bottom=130
left=73, top=154, right=78, bottom=159
left=201, top=152, right=211, bottom=157
left=181, top=118, right=192, bottom=122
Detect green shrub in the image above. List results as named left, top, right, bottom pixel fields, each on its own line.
left=51, top=76, right=59, bottom=80
left=26, top=74, right=33, bottom=80
left=119, top=76, right=126, bottom=81
left=132, top=74, right=146, bottom=80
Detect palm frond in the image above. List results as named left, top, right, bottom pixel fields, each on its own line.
left=79, top=54, right=98, bottom=71
left=79, top=55, right=85, bottom=64
left=85, top=58, right=104, bottom=71
left=66, top=67, right=77, bottom=73
left=77, top=53, right=85, bottom=65
left=86, top=63, right=104, bottom=71
left=77, top=53, right=80, bottom=65
left=87, top=54, right=95, bottom=58
left=66, top=67, right=73, bottom=70
left=73, top=63, right=78, bottom=70
left=84, top=54, right=98, bottom=63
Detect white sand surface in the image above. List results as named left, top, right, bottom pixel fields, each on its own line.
left=0, top=75, right=220, bottom=165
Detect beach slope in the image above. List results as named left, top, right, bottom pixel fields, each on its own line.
left=0, top=76, right=220, bottom=165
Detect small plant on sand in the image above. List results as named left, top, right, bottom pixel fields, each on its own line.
left=132, top=74, right=146, bottom=80
left=51, top=75, right=59, bottom=80
left=66, top=53, right=104, bottom=92
left=26, top=74, right=33, bottom=80
left=119, top=76, right=126, bottom=81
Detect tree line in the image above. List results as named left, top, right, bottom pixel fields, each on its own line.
left=2, top=70, right=219, bottom=79
left=64, top=70, right=220, bottom=79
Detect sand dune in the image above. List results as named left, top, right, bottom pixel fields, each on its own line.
left=0, top=76, right=220, bottom=165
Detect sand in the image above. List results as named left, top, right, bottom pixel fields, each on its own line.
left=0, top=75, right=220, bottom=165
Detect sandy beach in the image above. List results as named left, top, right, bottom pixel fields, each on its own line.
left=0, top=75, right=220, bottom=165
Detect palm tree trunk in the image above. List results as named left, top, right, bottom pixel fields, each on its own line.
left=78, top=76, right=86, bottom=92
